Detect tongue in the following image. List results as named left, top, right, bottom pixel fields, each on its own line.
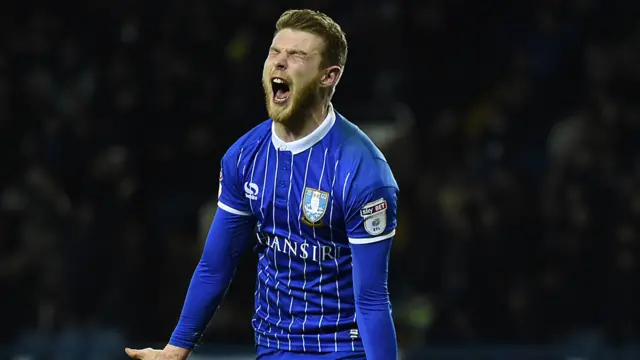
left=275, top=89, right=290, bottom=99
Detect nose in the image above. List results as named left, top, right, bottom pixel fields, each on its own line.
left=274, top=53, right=287, bottom=70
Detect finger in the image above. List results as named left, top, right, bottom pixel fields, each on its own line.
left=125, top=347, right=143, bottom=358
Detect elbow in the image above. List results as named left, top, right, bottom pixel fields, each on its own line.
left=194, top=259, right=234, bottom=284
left=355, top=286, right=391, bottom=312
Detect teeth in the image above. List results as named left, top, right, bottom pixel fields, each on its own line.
left=273, top=78, right=285, bottom=84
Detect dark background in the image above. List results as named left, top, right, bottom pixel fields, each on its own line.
left=1, top=0, right=640, bottom=358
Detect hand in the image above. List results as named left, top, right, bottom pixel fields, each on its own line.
left=125, top=345, right=189, bottom=360
left=125, top=347, right=162, bottom=359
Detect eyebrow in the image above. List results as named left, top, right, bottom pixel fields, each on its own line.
left=270, top=46, right=308, bottom=56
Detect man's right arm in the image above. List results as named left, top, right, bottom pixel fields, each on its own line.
left=169, top=149, right=256, bottom=353
left=168, top=206, right=256, bottom=350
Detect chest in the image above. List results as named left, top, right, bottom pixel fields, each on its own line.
left=241, top=145, right=346, bottom=238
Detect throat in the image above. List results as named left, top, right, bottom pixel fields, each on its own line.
left=273, top=120, right=313, bottom=143
left=273, top=104, right=330, bottom=142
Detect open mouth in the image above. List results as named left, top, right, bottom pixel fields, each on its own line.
left=271, top=77, right=291, bottom=104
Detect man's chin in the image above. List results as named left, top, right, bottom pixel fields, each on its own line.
left=269, top=110, right=290, bottom=123
left=268, top=102, right=294, bottom=123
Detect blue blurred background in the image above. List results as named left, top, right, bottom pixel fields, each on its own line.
left=1, top=0, right=640, bottom=359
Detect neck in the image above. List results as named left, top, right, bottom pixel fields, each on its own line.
left=273, top=101, right=329, bottom=143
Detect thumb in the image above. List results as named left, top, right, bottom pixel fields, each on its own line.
left=125, top=347, right=145, bottom=358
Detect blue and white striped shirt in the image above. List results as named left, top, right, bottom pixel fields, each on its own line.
left=217, top=104, right=398, bottom=352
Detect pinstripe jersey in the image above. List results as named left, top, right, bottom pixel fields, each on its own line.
left=217, top=104, right=398, bottom=353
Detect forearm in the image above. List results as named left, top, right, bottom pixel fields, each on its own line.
left=355, top=299, right=397, bottom=359
left=168, top=253, right=235, bottom=349
left=351, top=239, right=398, bottom=360
left=169, top=208, right=255, bottom=350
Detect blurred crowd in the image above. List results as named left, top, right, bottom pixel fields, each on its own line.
left=1, top=0, right=640, bottom=354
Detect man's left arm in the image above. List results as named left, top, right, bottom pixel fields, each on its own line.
left=346, top=185, right=399, bottom=360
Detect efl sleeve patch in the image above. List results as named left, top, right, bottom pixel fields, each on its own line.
left=360, top=198, right=387, bottom=236
left=218, top=169, right=223, bottom=198
left=217, top=149, right=253, bottom=216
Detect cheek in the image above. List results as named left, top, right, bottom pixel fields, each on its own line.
left=262, top=62, right=272, bottom=77
left=292, top=69, right=318, bottom=86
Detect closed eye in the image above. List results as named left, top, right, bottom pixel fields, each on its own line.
left=269, top=47, right=307, bottom=60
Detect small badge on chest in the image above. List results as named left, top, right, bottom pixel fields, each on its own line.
left=302, top=187, right=329, bottom=227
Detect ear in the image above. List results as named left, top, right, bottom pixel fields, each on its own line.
left=319, top=66, right=342, bottom=89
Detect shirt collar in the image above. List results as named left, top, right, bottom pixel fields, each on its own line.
left=271, top=103, right=336, bottom=154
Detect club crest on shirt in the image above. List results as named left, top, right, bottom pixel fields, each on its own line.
left=302, top=187, right=329, bottom=225
left=360, top=198, right=388, bottom=236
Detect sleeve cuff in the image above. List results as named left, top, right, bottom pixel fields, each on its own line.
left=168, top=338, right=197, bottom=350
left=348, top=229, right=395, bottom=244
left=217, top=201, right=252, bottom=216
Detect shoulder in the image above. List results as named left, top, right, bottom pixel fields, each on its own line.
left=222, top=119, right=272, bottom=166
left=331, top=113, right=397, bottom=194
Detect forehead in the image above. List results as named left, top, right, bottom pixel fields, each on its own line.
left=272, top=28, right=325, bottom=54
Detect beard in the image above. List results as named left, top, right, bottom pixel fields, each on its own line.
left=263, top=74, right=322, bottom=124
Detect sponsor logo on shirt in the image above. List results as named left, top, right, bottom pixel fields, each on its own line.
left=244, top=182, right=259, bottom=200
left=360, top=198, right=387, bottom=236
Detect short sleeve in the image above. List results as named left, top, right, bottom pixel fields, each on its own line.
left=342, top=154, right=398, bottom=244
left=217, top=150, right=252, bottom=216
left=345, top=186, right=398, bottom=244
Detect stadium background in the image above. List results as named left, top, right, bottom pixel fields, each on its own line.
left=1, top=0, right=639, bottom=359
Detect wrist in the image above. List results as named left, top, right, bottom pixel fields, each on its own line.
left=163, top=344, right=191, bottom=359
